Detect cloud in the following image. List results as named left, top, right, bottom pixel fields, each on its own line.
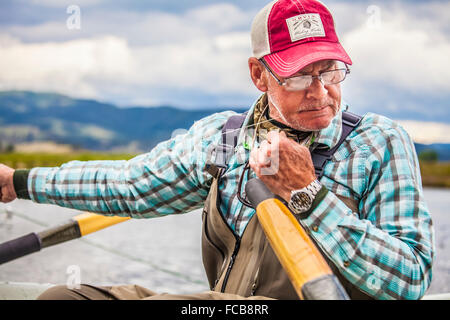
left=0, top=29, right=255, bottom=106
left=0, top=1, right=448, bottom=122
left=327, top=0, right=450, bottom=124
left=0, top=3, right=258, bottom=106
left=29, top=0, right=104, bottom=8
left=397, top=120, right=450, bottom=144
left=0, top=2, right=258, bottom=107
left=0, top=35, right=134, bottom=99
left=342, top=9, right=450, bottom=94
left=4, top=3, right=254, bottom=46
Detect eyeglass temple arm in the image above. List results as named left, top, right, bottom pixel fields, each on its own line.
left=259, top=58, right=284, bottom=86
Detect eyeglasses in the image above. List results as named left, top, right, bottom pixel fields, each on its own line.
left=259, top=58, right=350, bottom=91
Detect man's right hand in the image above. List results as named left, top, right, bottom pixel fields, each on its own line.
left=0, top=164, right=17, bottom=203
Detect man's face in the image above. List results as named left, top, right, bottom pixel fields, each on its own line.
left=265, top=59, right=342, bottom=132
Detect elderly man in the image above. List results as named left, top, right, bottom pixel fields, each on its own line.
left=0, top=0, right=433, bottom=300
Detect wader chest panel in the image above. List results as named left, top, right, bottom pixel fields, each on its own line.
left=201, top=110, right=373, bottom=300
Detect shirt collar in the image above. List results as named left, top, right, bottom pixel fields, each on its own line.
left=314, top=106, right=343, bottom=149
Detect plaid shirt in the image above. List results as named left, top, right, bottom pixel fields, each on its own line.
left=28, top=95, right=434, bottom=300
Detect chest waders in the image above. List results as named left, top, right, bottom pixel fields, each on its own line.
left=201, top=110, right=375, bottom=300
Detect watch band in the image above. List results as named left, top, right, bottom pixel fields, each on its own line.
left=306, top=179, right=322, bottom=195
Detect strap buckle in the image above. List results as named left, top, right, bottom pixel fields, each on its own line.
left=342, top=111, right=362, bottom=128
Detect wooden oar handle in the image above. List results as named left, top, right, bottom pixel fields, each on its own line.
left=245, top=178, right=349, bottom=300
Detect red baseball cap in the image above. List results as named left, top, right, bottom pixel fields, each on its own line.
left=251, top=0, right=352, bottom=77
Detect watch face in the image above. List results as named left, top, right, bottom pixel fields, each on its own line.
left=289, top=180, right=321, bottom=215
left=295, top=192, right=311, bottom=204
left=291, top=191, right=313, bottom=213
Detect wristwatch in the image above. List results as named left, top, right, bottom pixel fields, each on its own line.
left=288, top=179, right=322, bottom=215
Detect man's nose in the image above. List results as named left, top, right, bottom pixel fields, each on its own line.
left=305, top=77, right=328, bottom=100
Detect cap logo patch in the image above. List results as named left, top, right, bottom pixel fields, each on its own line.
left=286, top=13, right=325, bottom=42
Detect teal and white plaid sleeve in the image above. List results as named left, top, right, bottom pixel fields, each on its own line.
left=27, top=111, right=236, bottom=218
left=300, top=113, right=434, bottom=300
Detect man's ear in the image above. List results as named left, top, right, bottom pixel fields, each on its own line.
left=248, top=57, right=268, bottom=92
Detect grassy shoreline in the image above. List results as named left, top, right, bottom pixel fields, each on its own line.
left=1, top=152, right=449, bottom=189
left=419, top=161, right=450, bottom=189
left=0, top=152, right=138, bottom=169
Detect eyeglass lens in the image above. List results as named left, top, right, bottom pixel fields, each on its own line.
left=285, top=69, right=347, bottom=91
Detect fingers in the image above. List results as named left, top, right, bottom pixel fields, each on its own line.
left=250, top=130, right=296, bottom=178
left=250, top=139, right=272, bottom=171
left=0, top=164, right=17, bottom=203
left=266, top=131, right=284, bottom=159
left=250, top=139, right=279, bottom=178
left=249, top=148, right=259, bottom=176
left=258, top=140, right=271, bottom=165
left=0, top=185, right=15, bottom=203
left=266, top=130, right=286, bottom=144
left=1, top=186, right=9, bottom=203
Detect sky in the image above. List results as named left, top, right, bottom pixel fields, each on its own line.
left=0, top=0, right=449, bottom=143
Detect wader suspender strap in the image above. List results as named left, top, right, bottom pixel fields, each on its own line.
left=311, top=111, right=362, bottom=178
left=205, top=112, right=248, bottom=178
left=202, top=110, right=369, bottom=300
left=206, top=110, right=362, bottom=179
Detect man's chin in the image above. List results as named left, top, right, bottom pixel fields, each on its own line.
left=289, top=115, right=334, bottom=132
left=289, top=107, right=336, bottom=131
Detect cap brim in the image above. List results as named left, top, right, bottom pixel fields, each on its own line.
left=264, top=41, right=352, bottom=78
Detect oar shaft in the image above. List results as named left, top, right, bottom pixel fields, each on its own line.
left=256, top=198, right=348, bottom=300
left=0, top=213, right=130, bottom=265
left=246, top=178, right=349, bottom=300
left=73, top=213, right=130, bottom=236
left=256, top=199, right=332, bottom=287
left=38, top=220, right=81, bottom=249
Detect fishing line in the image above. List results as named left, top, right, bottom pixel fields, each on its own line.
left=267, top=92, right=289, bottom=124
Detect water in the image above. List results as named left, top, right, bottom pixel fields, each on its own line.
left=424, top=188, right=450, bottom=295
left=0, top=188, right=448, bottom=297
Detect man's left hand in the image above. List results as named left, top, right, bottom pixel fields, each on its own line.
left=249, top=131, right=316, bottom=202
left=0, top=164, right=17, bottom=203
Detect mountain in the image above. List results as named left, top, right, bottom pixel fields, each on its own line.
left=1, top=90, right=450, bottom=160
left=0, top=91, right=246, bottom=152
left=415, top=143, right=450, bottom=162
